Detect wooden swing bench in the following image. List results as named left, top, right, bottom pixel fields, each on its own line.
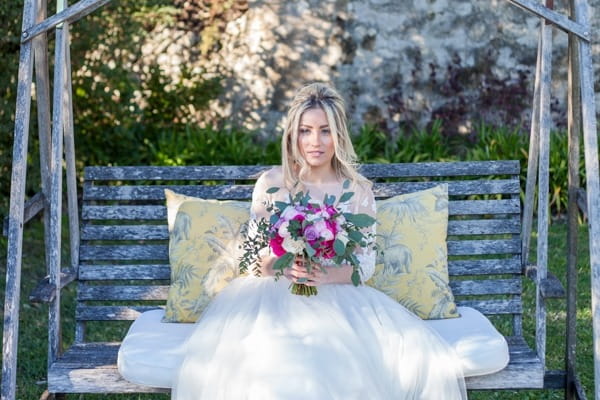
left=34, top=159, right=567, bottom=396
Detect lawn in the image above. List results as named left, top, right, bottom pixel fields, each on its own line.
left=0, top=217, right=594, bottom=399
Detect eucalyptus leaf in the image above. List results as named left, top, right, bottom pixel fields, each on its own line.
left=348, top=230, right=364, bottom=242
left=333, top=239, right=346, bottom=256
left=275, top=201, right=289, bottom=211
left=272, top=252, right=295, bottom=272
left=351, top=270, right=361, bottom=286
left=339, top=191, right=354, bottom=203
left=343, top=179, right=351, bottom=189
left=343, top=213, right=376, bottom=228
left=266, top=187, right=280, bottom=194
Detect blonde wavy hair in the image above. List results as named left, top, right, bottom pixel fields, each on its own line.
left=281, top=82, right=368, bottom=191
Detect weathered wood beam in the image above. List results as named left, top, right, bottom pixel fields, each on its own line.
left=48, top=10, right=67, bottom=374
left=573, top=0, right=600, bottom=397
left=506, top=0, right=590, bottom=41
left=535, top=15, right=553, bottom=371
left=2, top=192, right=45, bottom=237
left=62, top=22, right=80, bottom=276
left=522, top=24, right=543, bottom=267
left=84, top=161, right=521, bottom=181
left=33, top=0, right=53, bottom=306
left=1, top=0, right=36, bottom=398
left=21, top=0, right=111, bottom=43
left=566, top=1, right=582, bottom=397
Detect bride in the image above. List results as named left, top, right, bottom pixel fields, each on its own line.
left=172, top=83, right=467, bottom=399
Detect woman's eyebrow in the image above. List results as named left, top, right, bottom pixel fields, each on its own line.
left=300, top=123, right=330, bottom=128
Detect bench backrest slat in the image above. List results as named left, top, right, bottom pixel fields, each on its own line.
left=83, top=161, right=519, bottom=181
left=81, top=199, right=520, bottom=221
left=83, top=180, right=519, bottom=201
left=79, top=264, right=170, bottom=280
left=79, top=218, right=521, bottom=242
left=76, top=161, right=523, bottom=341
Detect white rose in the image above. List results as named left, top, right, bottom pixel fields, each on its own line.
left=278, top=220, right=291, bottom=238
left=282, top=236, right=304, bottom=254
left=280, top=206, right=301, bottom=221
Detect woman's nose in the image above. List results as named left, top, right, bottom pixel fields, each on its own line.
left=309, top=131, right=320, bottom=145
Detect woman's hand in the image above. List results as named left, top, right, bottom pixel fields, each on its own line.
left=283, top=256, right=355, bottom=286
left=284, top=256, right=327, bottom=286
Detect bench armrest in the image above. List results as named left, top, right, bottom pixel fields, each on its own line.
left=29, top=268, right=77, bottom=303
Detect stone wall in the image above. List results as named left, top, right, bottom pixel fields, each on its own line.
left=148, top=0, right=600, bottom=136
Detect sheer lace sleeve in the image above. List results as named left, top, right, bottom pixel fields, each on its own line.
left=248, top=167, right=284, bottom=242
left=349, top=181, right=377, bottom=283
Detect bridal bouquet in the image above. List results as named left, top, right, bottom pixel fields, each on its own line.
left=239, top=180, right=376, bottom=296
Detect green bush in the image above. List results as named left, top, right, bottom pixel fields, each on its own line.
left=145, top=125, right=281, bottom=167
left=353, top=120, right=454, bottom=164
left=466, top=122, right=582, bottom=215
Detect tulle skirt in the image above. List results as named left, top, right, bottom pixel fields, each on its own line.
left=172, top=275, right=467, bottom=399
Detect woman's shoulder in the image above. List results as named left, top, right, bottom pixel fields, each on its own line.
left=255, top=166, right=284, bottom=189
left=353, top=173, right=373, bottom=191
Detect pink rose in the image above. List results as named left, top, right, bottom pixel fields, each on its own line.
left=319, top=240, right=336, bottom=259
left=269, top=235, right=286, bottom=257
left=326, top=219, right=338, bottom=235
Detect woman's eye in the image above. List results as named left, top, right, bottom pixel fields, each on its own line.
left=321, top=129, right=331, bottom=135
left=299, top=129, right=310, bottom=135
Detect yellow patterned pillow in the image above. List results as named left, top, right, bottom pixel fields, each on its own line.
left=163, top=191, right=250, bottom=322
left=367, top=184, right=459, bottom=319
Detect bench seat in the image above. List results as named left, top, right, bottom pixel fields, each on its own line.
left=48, top=318, right=540, bottom=393
left=116, top=307, right=511, bottom=389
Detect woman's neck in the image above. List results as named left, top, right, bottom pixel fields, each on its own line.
left=303, top=167, right=338, bottom=185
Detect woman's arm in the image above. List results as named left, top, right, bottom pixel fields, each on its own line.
left=249, top=168, right=284, bottom=278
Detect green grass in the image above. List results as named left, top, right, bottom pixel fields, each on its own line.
left=0, top=218, right=594, bottom=399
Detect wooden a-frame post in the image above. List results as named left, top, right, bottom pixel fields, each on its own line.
left=2, top=0, right=599, bottom=399
left=2, top=2, right=109, bottom=399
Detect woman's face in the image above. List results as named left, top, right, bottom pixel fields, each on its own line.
left=297, top=107, right=335, bottom=172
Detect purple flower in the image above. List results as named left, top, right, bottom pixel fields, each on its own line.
left=304, top=225, right=320, bottom=241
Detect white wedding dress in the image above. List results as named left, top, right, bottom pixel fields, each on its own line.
left=172, top=168, right=467, bottom=399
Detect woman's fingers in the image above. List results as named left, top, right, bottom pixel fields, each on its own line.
left=285, top=261, right=322, bottom=283
left=284, top=257, right=329, bottom=285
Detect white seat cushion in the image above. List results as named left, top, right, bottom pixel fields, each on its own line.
left=425, top=306, right=510, bottom=377
left=117, top=309, right=193, bottom=388
left=118, top=306, right=509, bottom=388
